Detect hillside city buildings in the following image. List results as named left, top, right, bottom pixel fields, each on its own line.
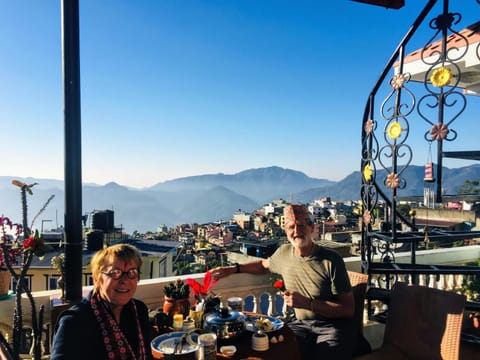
left=16, top=196, right=480, bottom=295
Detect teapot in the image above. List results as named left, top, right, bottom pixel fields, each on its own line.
left=203, top=307, right=246, bottom=340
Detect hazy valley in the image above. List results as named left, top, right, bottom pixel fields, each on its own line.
left=2, top=164, right=480, bottom=233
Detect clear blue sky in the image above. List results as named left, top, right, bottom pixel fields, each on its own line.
left=1, top=1, right=479, bottom=188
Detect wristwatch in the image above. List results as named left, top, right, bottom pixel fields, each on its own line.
left=234, top=262, right=241, bottom=273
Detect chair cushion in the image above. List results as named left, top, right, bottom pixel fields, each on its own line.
left=384, top=282, right=466, bottom=359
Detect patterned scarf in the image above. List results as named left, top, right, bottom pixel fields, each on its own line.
left=90, top=292, right=147, bottom=360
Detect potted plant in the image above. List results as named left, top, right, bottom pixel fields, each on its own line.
left=162, top=279, right=190, bottom=318
left=0, top=180, right=54, bottom=360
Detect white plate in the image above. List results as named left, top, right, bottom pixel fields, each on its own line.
left=151, top=331, right=199, bottom=355
left=245, top=315, right=284, bottom=333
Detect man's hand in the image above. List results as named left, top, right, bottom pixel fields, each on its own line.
left=210, top=265, right=236, bottom=281
left=211, top=260, right=268, bottom=281
left=283, top=290, right=310, bottom=309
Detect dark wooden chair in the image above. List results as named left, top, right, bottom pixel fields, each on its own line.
left=356, top=282, right=466, bottom=360
left=348, top=270, right=372, bottom=356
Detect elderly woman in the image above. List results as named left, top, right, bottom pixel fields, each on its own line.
left=51, top=244, right=153, bottom=360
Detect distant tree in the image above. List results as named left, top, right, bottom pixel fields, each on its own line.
left=192, top=264, right=207, bottom=274
left=206, top=259, right=220, bottom=269
left=154, top=233, right=168, bottom=240
left=457, top=179, right=480, bottom=194
left=175, top=260, right=191, bottom=275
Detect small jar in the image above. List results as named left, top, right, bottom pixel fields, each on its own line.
left=227, top=297, right=243, bottom=312
left=183, top=318, right=195, bottom=331
left=196, top=333, right=217, bottom=360
left=251, top=331, right=269, bottom=351
left=173, top=313, right=183, bottom=330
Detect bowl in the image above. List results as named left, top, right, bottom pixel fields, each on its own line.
left=219, top=345, right=237, bottom=357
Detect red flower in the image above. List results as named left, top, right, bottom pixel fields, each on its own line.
left=186, top=270, right=219, bottom=299
left=271, top=275, right=286, bottom=292
left=22, top=236, right=36, bottom=250
left=273, top=280, right=284, bottom=290
left=21, top=232, right=45, bottom=258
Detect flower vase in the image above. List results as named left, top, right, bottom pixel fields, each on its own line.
left=189, top=308, right=204, bottom=329
left=162, top=296, right=190, bottom=318
left=0, top=271, right=11, bottom=298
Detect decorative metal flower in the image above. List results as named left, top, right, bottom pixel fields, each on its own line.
left=364, top=119, right=374, bottom=134
left=430, top=123, right=449, bottom=140
left=363, top=164, right=373, bottom=182
left=391, top=73, right=408, bottom=90
left=387, top=122, right=402, bottom=140
left=363, top=210, right=372, bottom=225
left=430, top=66, right=453, bottom=87
left=386, top=172, right=400, bottom=189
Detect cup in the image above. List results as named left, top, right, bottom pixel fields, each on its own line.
left=189, top=309, right=204, bottom=329
left=183, top=318, right=195, bottom=332
left=251, top=331, right=269, bottom=351
left=227, top=297, right=243, bottom=312
left=196, top=332, right=217, bottom=360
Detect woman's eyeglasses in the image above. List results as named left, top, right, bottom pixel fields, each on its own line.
left=101, top=268, right=139, bottom=280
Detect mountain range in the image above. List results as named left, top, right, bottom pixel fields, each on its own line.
left=2, top=164, right=480, bottom=233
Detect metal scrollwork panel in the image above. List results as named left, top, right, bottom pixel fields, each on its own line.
left=418, top=10, right=468, bottom=142
left=422, top=13, right=466, bottom=66
left=362, top=118, right=379, bottom=163
left=370, top=238, right=396, bottom=265
left=377, top=70, right=415, bottom=193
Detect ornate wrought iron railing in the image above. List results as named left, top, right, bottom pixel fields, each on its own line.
left=360, top=0, right=480, bottom=296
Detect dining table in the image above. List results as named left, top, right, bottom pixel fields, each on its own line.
left=151, top=312, right=301, bottom=360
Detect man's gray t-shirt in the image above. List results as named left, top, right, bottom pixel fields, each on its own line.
left=268, top=243, right=351, bottom=320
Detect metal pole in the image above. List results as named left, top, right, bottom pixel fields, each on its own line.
left=62, top=0, right=83, bottom=302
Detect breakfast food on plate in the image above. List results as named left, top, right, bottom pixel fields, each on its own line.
left=255, top=316, right=274, bottom=331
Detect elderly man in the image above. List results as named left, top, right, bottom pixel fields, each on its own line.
left=212, top=204, right=354, bottom=359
